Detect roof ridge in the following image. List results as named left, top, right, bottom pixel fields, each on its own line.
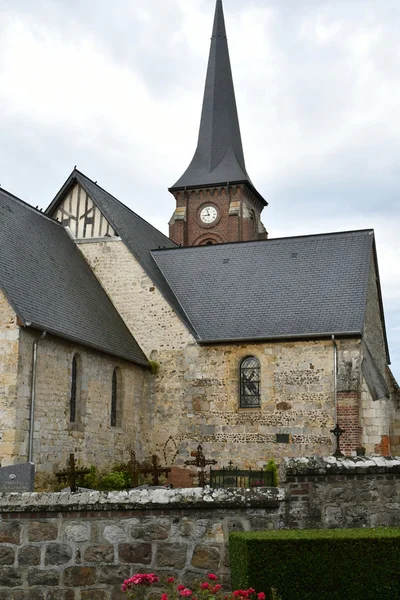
left=74, top=170, right=176, bottom=247
left=0, top=187, right=64, bottom=227
left=152, top=228, right=375, bottom=252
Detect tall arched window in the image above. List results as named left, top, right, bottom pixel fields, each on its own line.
left=240, top=356, right=261, bottom=408
left=70, top=354, right=81, bottom=423
left=111, top=367, right=122, bottom=427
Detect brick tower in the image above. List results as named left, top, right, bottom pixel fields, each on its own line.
left=169, top=0, right=268, bottom=247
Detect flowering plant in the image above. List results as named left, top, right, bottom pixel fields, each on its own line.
left=122, top=572, right=267, bottom=600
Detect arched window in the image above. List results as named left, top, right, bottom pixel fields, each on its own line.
left=240, top=356, right=261, bottom=408
left=111, top=367, right=122, bottom=427
left=70, top=354, right=81, bottom=423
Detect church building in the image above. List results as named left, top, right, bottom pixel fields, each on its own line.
left=0, top=0, right=399, bottom=489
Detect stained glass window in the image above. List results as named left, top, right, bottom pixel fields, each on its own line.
left=111, top=368, right=118, bottom=427
left=70, top=355, right=78, bottom=422
left=240, top=356, right=261, bottom=408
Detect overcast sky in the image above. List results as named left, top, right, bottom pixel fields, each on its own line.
left=1, top=0, right=399, bottom=380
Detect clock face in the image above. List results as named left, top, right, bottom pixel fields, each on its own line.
left=200, top=205, right=218, bottom=224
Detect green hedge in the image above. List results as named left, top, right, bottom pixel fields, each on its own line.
left=229, top=528, right=400, bottom=600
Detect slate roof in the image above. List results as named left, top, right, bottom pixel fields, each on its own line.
left=46, top=170, right=196, bottom=336
left=151, top=230, right=378, bottom=343
left=170, top=0, right=267, bottom=205
left=0, top=188, right=149, bottom=366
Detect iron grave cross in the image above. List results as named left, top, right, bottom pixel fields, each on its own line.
left=184, top=444, right=217, bottom=487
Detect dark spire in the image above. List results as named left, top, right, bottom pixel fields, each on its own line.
left=170, top=0, right=263, bottom=201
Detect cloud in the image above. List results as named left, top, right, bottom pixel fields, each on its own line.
left=0, top=0, right=399, bottom=379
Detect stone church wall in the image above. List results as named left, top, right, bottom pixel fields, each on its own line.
left=15, top=330, right=147, bottom=489
left=0, top=290, right=20, bottom=467
left=77, top=240, right=195, bottom=356
left=75, top=240, right=392, bottom=474
left=150, top=339, right=363, bottom=475
left=76, top=240, right=342, bottom=469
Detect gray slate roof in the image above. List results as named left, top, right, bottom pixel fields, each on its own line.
left=0, top=188, right=148, bottom=366
left=46, top=170, right=196, bottom=336
left=151, top=230, right=376, bottom=342
left=170, top=0, right=266, bottom=205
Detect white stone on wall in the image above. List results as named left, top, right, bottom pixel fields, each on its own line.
left=0, top=289, right=20, bottom=466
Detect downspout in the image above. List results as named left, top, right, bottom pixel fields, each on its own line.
left=28, top=331, right=47, bottom=463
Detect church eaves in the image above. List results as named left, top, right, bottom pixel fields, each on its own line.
left=170, top=0, right=266, bottom=205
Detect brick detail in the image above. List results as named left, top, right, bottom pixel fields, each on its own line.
left=166, top=467, right=194, bottom=488
left=169, top=184, right=267, bottom=246
left=337, top=392, right=362, bottom=455
left=375, top=435, right=390, bottom=456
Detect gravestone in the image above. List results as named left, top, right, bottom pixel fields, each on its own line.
left=0, top=463, right=35, bottom=492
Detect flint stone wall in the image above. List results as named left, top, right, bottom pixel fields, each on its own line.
left=0, top=457, right=400, bottom=598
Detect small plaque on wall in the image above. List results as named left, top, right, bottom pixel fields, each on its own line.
left=276, top=433, right=290, bottom=444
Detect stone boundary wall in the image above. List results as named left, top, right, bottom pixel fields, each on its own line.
left=0, top=457, right=400, bottom=599
left=0, top=488, right=282, bottom=600
left=280, top=455, right=400, bottom=529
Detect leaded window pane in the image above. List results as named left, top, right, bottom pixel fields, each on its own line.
left=111, top=369, right=117, bottom=427
left=70, top=355, right=77, bottom=422
left=240, top=356, right=260, bottom=408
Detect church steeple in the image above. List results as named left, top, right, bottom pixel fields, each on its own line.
left=169, top=0, right=268, bottom=246
left=171, top=0, right=253, bottom=190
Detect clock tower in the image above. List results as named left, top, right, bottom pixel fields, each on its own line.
left=169, top=0, right=268, bottom=247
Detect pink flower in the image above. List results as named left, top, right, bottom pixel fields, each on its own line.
left=179, top=589, right=192, bottom=597
left=207, top=574, right=218, bottom=581
left=214, top=585, right=222, bottom=592
left=257, top=594, right=265, bottom=600
left=177, top=585, right=186, bottom=591
left=162, top=594, right=169, bottom=600
left=167, top=578, right=175, bottom=584
left=200, top=583, right=210, bottom=590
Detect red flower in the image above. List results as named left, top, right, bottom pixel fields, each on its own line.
left=200, top=583, right=210, bottom=590
left=207, top=574, right=218, bottom=581
left=177, top=585, right=186, bottom=591
left=180, top=588, right=193, bottom=597
left=214, top=585, right=222, bottom=592
left=162, top=595, right=169, bottom=600
left=257, top=594, right=266, bottom=600
left=167, top=578, right=175, bottom=584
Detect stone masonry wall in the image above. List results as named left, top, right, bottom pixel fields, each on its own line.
left=76, top=240, right=391, bottom=473
left=15, top=330, right=147, bottom=489
left=76, top=240, right=378, bottom=470
left=0, top=488, right=281, bottom=600
left=77, top=240, right=195, bottom=356
left=280, top=455, right=400, bottom=529
left=0, top=290, right=20, bottom=467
